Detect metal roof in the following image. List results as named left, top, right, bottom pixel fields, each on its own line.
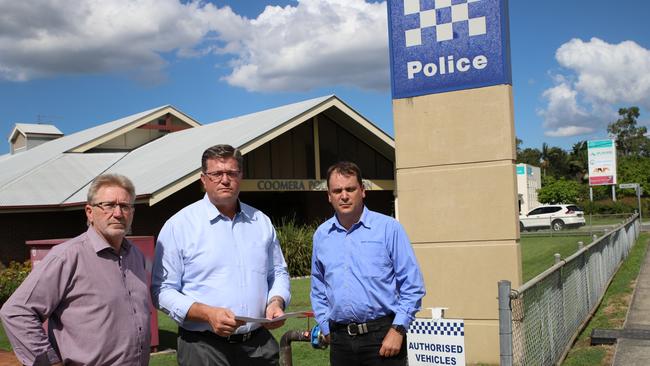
left=66, top=95, right=335, bottom=204
left=0, top=106, right=170, bottom=189
left=0, top=153, right=126, bottom=206
left=0, top=95, right=394, bottom=209
left=10, top=123, right=63, bottom=137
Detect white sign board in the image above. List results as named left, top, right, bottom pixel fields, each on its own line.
left=407, top=319, right=466, bottom=366
left=619, top=183, right=638, bottom=189
left=587, top=139, right=617, bottom=186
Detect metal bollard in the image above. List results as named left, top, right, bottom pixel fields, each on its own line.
left=498, top=280, right=513, bottom=366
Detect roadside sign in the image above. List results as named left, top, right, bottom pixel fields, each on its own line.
left=407, top=318, right=466, bottom=366
left=387, top=0, right=512, bottom=99
left=619, top=183, right=638, bottom=189
left=587, top=139, right=617, bottom=186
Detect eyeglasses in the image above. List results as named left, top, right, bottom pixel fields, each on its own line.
left=203, top=170, right=241, bottom=182
left=92, top=202, right=135, bottom=213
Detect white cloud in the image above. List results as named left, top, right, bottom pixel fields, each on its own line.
left=545, top=126, right=594, bottom=137
left=538, top=38, right=650, bottom=137
left=0, top=0, right=245, bottom=83
left=221, top=0, right=389, bottom=92
left=0, top=0, right=390, bottom=92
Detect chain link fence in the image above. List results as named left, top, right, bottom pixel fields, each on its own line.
left=499, top=214, right=641, bottom=366
left=520, top=213, right=635, bottom=238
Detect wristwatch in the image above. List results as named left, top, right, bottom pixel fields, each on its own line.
left=391, top=324, right=407, bottom=335
left=267, top=297, right=285, bottom=311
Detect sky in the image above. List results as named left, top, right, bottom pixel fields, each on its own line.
left=1, top=0, right=649, bottom=154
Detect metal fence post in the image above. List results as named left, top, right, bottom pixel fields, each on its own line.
left=554, top=253, right=561, bottom=264
left=499, top=280, right=513, bottom=366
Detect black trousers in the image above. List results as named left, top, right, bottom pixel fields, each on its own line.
left=329, top=317, right=407, bottom=366
left=177, top=327, right=279, bottom=366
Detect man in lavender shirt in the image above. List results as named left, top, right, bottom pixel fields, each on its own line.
left=0, top=174, right=151, bottom=366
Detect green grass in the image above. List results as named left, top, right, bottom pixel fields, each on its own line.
left=520, top=235, right=592, bottom=282
left=561, top=233, right=649, bottom=365
left=0, top=323, right=10, bottom=351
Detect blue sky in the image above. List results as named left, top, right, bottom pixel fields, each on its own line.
left=1, top=0, right=649, bottom=154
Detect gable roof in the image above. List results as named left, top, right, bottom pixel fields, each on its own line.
left=0, top=105, right=197, bottom=189
left=8, top=123, right=63, bottom=142
left=0, top=95, right=394, bottom=210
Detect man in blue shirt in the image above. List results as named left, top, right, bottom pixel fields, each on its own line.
left=152, top=144, right=291, bottom=366
left=311, top=161, right=425, bottom=366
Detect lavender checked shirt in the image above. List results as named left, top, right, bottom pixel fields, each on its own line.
left=0, top=227, right=151, bottom=366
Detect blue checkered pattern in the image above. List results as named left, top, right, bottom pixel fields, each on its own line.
left=408, top=320, right=465, bottom=336
left=403, top=0, right=486, bottom=47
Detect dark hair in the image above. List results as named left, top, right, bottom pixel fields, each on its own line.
left=326, top=161, right=363, bottom=189
left=201, top=144, right=243, bottom=172
left=87, top=174, right=135, bottom=204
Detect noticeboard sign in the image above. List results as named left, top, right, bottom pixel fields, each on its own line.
left=387, top=0, right=512, bottom=99
left=407, top=318, right=466, bottom=366
left=588, top=139, right=617, bottom=186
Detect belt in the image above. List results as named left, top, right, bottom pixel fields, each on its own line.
left=329, top=314, right=394, bottom=336
left=180, top=327, right=260, bottom=344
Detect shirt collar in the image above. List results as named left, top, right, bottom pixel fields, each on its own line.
left=86, top=226, right=130, bottom=255
left=329, top=206, right=370, bottom=233
left=202, top=193, right=247, bottom=223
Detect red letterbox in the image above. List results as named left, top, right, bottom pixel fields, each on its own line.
left=25, top=236, right=160, bottom=351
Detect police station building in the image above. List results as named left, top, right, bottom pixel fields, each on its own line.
left=0, top=95, right=396, bottom=264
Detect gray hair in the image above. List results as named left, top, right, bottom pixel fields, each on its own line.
left=201, top=144, right=243, bottom=172
left=87, top=174, right=136, bottom=204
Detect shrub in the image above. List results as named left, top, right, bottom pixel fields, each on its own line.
left=578, top=199, right=638, bottom=215
left=276, top=218, right=317, bottom=277
left=0, top=261, right=31, bottom=305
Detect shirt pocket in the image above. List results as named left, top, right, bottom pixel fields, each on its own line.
left=248, top=241, right=270, bottom=275
left=357, top=240, right=390, bottom=278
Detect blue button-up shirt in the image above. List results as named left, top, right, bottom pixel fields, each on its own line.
left=310, top=207, right=425, bottom=335
left=152, top=194, right=291, bottom=334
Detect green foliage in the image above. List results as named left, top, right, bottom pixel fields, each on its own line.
left=578, top=198, right=646, bottom=215
left=607, top=107, right=649, bottom=157
left=276, top=218, right=317, bottom=277
left=0, top=261, right=31, bottom=306
left=537, top=177, right=586, bottom=204
left=517, top=147, right=542, bottom=166
left=618, top=156, right=650, bottom=196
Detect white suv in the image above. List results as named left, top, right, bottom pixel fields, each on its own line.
left=520, top=204, right=586, bottom=231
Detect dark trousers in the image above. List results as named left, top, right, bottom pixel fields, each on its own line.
left=178, top=327, right=279, bottom=366
left=329, top=317, right=407, bottom=366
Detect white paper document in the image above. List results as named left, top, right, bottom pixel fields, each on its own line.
left=235, top=311, right=312, bottom=323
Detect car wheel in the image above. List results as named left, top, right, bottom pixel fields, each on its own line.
left=551, top=220, right=565, bottom=231
left=520, top=222, right=524, bottom=232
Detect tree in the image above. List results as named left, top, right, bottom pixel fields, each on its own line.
left=540, top=142, right=550, bottom=177
left=517, top=147, right=542, bottom=166
left=537, top=177, right=586, bottom=204
left=567, top=140, right=588, bottom=182
left=607, top=107, right=649, bottom=157
left=545, top=146, right=569, bottom=178
left=618, top=156, right=650, bottom=197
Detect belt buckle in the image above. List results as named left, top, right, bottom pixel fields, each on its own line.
left=347, top=323, right=359, bottom=336
left=227, top=331, right=252, bottom=343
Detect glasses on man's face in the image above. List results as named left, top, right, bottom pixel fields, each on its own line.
left=92, top=202, right=135, bottom=214
left=203, top=170, right=241, bottom=182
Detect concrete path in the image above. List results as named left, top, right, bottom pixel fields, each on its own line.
left=612, top=231, right=650, bottom=366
